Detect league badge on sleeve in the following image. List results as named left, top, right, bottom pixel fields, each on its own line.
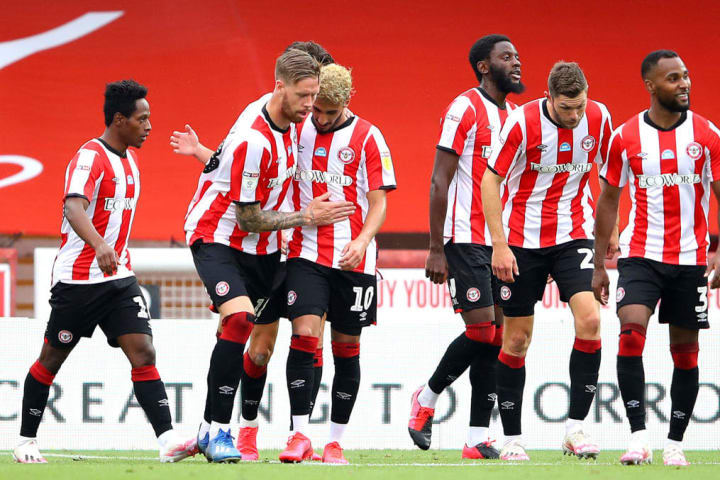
left=243, top=171, right=260, bottom=191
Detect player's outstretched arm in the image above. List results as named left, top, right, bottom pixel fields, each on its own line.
left=425, top=149, right=458, bottom=284
left=592, top=179, right=622, bottom=305
left=706, top=180, right=720, bottom=288
left=481, top=169, right=518, bottom=283
left=63, top=197, right=119, bottom=275
left=339, top=189, right=386, bottom=271
left=170, top=124, right=213, bottom=165
left=235, top=192, right=355, bottom=233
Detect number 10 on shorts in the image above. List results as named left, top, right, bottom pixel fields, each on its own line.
left=351, top=286, right=375, bottom=312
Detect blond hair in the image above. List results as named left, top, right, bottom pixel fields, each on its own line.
left=275, top=49, right=320, bottom=84
left=317, top=63, right=353, bottom=106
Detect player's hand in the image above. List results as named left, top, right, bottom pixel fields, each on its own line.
left=306, top=192, right=356, bottom=226
left=425, top=248, right=448, bottom=284
left=339, top=237, right=369, bottom=271
left=546, top=274, right=554, bottom=284
left=170, top=124, right=200, bottom=156
left=705, top=252, right=720, bottom=289
left=592, top=267, right=610, bottom=305
left=607, top=226, right=620, bottom=259
left=492, top=244, right=519, bottom=283
left=94, top=241, right=119, bottom=275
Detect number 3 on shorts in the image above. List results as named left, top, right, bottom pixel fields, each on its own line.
left=577, top=248, right=594, bottom=269
left=350, top=286, right=375, bottom=312
left=696, top=286, right=708, bottom=314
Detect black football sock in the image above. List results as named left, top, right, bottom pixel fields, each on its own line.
left=496, top=351, right=525, bottom=436
left=568, top=338, right=601, bottom=421
left=241, top=353, right=267, bottom=422
left=131, top=366, right=172, bottom=437
left=287, top=335, right=318, bottom=416
left=668, top=343, right=700, bottom=441
left=330, top=342, right=361, bottom=424
left=469, top=344, right=500, bottom=428
left=20, top=362, right=55, bottom=438
left=617, top=356, right=646, bottom=432
left=428, top=323, right=495, bottom=393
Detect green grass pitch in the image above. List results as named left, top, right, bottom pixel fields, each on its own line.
left=1, top=449, right=719, bottom=480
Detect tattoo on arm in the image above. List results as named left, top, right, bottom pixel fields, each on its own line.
left=235, top=203, right=309, bottom=232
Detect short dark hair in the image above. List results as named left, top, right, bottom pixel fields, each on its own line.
left=468, top=34, right=512, bottom=82
left=641, top=50, right=679, bottom=79
left=547, top=62, right=587, bottom=98
left=103, top=79, right=148, bottom=126
left=284, top=41, right=334, bottom=66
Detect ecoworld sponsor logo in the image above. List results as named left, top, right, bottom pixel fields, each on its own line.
left=104, top=198, right=136, bottom=212
left=530, top=163, right=592, bottom=174
left=637, top=173, right=701, bottom=188
left=294, top=169, right=353, bottom=186
left=267, top=166, right=297, bottom=189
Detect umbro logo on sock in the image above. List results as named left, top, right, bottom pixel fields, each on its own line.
left=627, top=400, right=640, bottom=408
left=673, top=410, right=686, bottom=419
left=501, top=401, right=515, bottom=410
left=446, top=375, right=457, bottom=381
left=585, top=385, right=597, bottom=393
left=336, top=392, right=352, bottom=400
left=290, top=379, right=305, bottom=389
left=158, top=399, right=170, bottom=407
left=244, top=399, right=259, bottom=405
left=488, top=393, right=497, bottom=402
left=29, top=408, right=42, bottom=416
left=219, top=386, right=235, bottom=394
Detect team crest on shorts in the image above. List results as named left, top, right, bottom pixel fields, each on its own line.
left=581, top=135, right=596, bottom=152
left=337, top=147, right=356, bottom=164
left=58, top=330, right=73, bottom=344
left=215, top=281, right=230, bottom=296
left=500, top=286, right=511, bottom=301
left=287, top=290, right=297, bottom=305
left=686, top=142, right=703, bottom=160
left=466, top=287, right=481, bottom=302
left=616, top=287, right=625, bottom=302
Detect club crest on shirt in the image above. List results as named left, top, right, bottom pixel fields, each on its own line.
left=581, top=135, right=596, bottom=152
left=686, top=142, right=703, bottom=160
left=559, top=142, right=572, bottom=152
left=338, top=147, right=356, bottom=164
left=661, top=149, right=676, bottom=160
left=314, top=147, right=327, bottom=157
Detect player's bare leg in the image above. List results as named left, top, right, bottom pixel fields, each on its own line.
left=14, top=343, right=74, bottom=464
left=562, top=292, right=601, bottom=459
left=237, top=321, right=279, bottom=461
left=280, top=314, right=322, bottom=463
left=116, top=333, right=196, bottom=463
left=617, top=305, right=652, bottom=465
left=497, top=315, right=533, bottom=461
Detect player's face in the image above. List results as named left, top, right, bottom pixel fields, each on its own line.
left=487, top=41, right=525, bottom=94
left=311, top=99, right=346, bottom=133
left=546, top=91, right=587, bottom=129
left=121, top=98, right=151, bottom=148
left=648, top=57, right=691, bottom=112
left=280, top=76, right=320, bottom=123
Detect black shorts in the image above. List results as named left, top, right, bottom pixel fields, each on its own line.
left=616, top=257, right=710, bottom=330
left=444, top=242, right=498, bottom=312
left=254, top=263, right=288, bottom=325
left=498, top=239, right=595, bottom=317
left=45, top=277, right=152, bottom=348
left=190, top=241, right=281, bottom=317
left=286, top=258, right=377, bottom=336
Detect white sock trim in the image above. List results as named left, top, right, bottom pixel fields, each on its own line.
left=329, top=422, right=347, bottom=444
left=240, top=417, right=259, bottom=428
left=466, top=426, right=489, bottom=446
left=417, top=384, right=439, bottom=409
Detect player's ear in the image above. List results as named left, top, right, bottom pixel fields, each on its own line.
left=643, top=78, right=654, bottom=95
left=477, top=60, right=489, bottom=75
left=113, top=112, right=126, bottom=126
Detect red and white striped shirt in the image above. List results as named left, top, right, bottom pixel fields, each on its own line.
left=184, top=101, right=296, bottom=255
left=288, top=114, right=396, bottom=274
left=52, top=139, right=140, bottom=286
left=602, top=111, right=720, bottom=265
left=437, top=87, right=516, bottom=245
left=488, top=98, right=612, bottom=249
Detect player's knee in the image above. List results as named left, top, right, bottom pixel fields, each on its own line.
left=131, top=345, right=156, bottom=368
left=249, top=345, right=273, bottom=366
left=219, top=311, right=255, bottom=344
left=504, top=330, right=530, bottom=356
left=577, top=312, right=601, bottom=337
left=37, top=350, right=68, bottom=375
left=292, top=324, right=316, bottom=338
left=618, top=323, right=647, bottom=356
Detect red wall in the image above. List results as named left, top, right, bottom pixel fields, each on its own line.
left=2, top=0, right=720, bottom=241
